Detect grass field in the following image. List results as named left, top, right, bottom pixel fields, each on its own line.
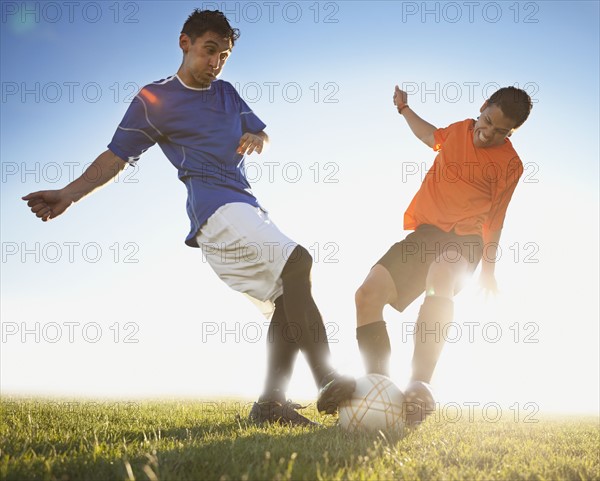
left=1, top=398, right=598, bottom=481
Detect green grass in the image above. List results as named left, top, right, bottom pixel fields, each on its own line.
left=1, top=398, right=598, bottom=481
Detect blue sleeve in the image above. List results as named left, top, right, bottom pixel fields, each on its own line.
left=107, top=92, right=163, bottom=165
left=238, top=97, right=267, bottom=134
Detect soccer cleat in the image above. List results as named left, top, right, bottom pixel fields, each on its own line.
left=317, top=372, right=356, bottom=415
left=248, top=400, right=319, bottom=427
left=403, top=380, right=436, bottom=427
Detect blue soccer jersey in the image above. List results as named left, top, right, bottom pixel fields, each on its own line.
left=108, top=75, right=267, bottom=247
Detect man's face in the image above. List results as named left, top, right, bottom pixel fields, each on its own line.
left=179, top=31, right=232, bottom=88
left=472, top=102, right=517, bottom=148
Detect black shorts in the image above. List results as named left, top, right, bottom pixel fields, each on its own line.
left=376, top=224, right=483, bottom=312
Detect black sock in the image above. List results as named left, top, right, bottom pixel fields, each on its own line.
left=411, top=296, right=454, bottom=383
left=356, top=321, right=391, bottom=376
left=260, top=296, right=300, bottom=403
left=280, top=245, right=333, bottom=388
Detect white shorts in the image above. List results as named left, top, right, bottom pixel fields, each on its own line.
left=196, top=203, right=298, bottom=316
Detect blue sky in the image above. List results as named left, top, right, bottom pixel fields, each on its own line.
left=1, top=1, right=599, bottom=414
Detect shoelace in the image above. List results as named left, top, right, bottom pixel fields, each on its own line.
left=283, top=400, right=307, bottom=411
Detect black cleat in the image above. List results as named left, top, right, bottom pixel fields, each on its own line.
left=403, top=380, right=436, bottom=427
left=317, top=373, right=356, bottom=414
left=248, top=400, right=319, bottom=427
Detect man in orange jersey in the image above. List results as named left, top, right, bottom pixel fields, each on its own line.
left=317, top=86, right=533, bottom=424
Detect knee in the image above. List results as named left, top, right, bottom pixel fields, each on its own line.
left=355, top=281, right=386, bottom=313
left=281, top=244, right=313, bottom=280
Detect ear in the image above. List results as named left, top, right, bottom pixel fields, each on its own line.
left=479, top=100, right=489, bottom=113
left=179, top=34, right=190, bottom=54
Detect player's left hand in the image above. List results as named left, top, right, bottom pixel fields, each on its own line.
left=478, top=271, right=499, bottom=299
left=237, top=133, right=264, bottom=155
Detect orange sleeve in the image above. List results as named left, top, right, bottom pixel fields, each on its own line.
left=432, top=121, right=465, bottom=152
left=432, top=127, right=448, bottom=152
left=484, top=157, right=524, bottom=232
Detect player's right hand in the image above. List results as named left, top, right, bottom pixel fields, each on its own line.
left=478, top=270, right=499, bottom=300
left=22, top=190, right=74, bottom=222
left=393, top=85, right=408, bottom=113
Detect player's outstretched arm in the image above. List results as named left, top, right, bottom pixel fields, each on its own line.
left=237, top=131, right=269, bottom=155
left=393, top=85, right=437, bottom=148
left=22, top=149, right=127, bottom=222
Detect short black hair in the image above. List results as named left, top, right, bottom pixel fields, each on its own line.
left=487, top=87, right=533, bottom=129
left=181, top=9, right=240, bottom=46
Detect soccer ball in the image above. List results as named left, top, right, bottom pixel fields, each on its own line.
left=338, top=374, right=405, bottom=432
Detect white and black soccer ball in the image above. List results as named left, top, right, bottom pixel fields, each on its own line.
left=338, top=374, right=405, bottom=432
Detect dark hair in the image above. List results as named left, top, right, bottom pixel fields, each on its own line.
left=487, top=87, right=533, bottom=129
left=181, top=9, right=240, bottom=46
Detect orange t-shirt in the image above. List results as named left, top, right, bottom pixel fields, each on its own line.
left=404, top=119, right=523, bottom=237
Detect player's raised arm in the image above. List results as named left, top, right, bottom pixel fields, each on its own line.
left=22, top=149, right=127, bottom=222
left=393, top=85, right=437, bottom=148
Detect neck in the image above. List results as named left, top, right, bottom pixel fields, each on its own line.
left=176, top=66, right=210, bottom=89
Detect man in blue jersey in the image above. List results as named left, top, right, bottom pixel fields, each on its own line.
left=22, top=9, right=354, bottom=426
